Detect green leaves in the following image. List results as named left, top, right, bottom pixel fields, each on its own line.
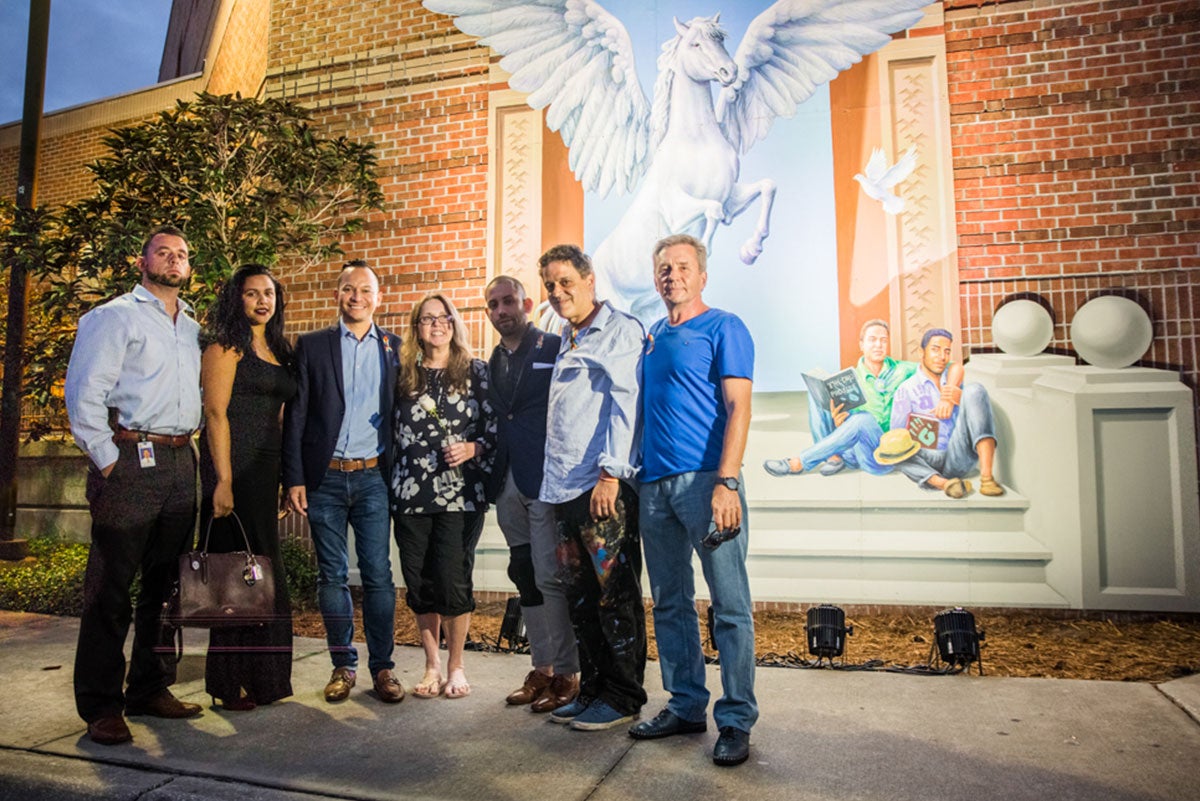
left=1, top=92, right=385, bottom=437
left=0, top=536, right=89, bottom=616
left=69, top=91, right=385, bottom=299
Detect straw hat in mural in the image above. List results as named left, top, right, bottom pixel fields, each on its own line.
left=874, top=429, right=921, bottom=465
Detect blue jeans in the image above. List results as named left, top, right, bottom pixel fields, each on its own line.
left=801, top=411, right=891, bottom=475
left=898, top=383, right=997, bottom=486
left=640, top=470, right=758, bottom=732
left=307, top=467, right=395, bottom=675
left=804, top=394, right=891, bottom=474
left=807, top=392, right=837, bottom=442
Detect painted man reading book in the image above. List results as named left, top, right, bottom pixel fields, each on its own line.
left=763, top=319, right=920, bottom=478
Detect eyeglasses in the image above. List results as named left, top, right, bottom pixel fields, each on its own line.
left=418, top=314, right=453, bottom=327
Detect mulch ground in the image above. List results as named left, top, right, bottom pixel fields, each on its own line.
left=294, top=600, right=1200, bottom=683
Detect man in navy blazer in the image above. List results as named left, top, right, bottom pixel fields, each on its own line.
left=283, top=260, right=404, bottom=705
left=484, top=275, right=579, bottom=713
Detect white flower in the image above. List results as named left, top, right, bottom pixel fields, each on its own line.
left=418, top=396, right=437, bottom=415
left=400, top=477, right=418, bottom=500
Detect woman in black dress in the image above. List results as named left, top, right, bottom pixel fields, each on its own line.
left=392, top=293, right=495, bottom=699
left=199, top=264, right=297, bottom=711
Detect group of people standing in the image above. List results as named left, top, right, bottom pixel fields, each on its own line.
left=64, top=225, right=759, bottom=767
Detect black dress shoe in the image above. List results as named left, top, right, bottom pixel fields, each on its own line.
left=87, top=715, right=132, bottom=745
left=712, top=726, right=750, bottom=766
left=628, top=708, right=707, bottom=740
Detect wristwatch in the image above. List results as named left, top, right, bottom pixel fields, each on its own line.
left=716, top=476, right=740, bottom=492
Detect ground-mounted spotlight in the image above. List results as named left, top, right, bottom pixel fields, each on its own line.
left=933, top=607, right=985, bottom=673
left=806, top=604, right=852, bottom=660
left=499, top=597, right=528, bottom=650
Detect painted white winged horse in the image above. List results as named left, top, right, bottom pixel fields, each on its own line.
left=423, top=0, right=930, bottom=322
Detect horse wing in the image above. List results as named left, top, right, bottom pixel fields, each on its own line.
left=717, top=0, right=929, bottom=155
left=423, top=0, right=652, bottom=196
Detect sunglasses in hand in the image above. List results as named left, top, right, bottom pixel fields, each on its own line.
left=702, top=522, right=741, bottom=550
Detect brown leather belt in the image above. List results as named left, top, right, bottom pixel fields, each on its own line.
left=113, top=428, right=193, bottom=448
left=329, top=456, right=379, bottom=472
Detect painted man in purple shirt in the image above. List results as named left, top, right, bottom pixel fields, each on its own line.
left=889, top=328, right=1006, bottom=499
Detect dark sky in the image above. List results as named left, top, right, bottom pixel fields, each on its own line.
left=0, top=1, right=172, bottom=126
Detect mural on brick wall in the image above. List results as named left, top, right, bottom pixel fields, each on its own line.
left=418, top=0, right=1199, bottom=612
left=424, top=0, right=930, bottom=391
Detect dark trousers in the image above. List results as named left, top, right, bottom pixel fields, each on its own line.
left=395, top=511, right=481, bottom=616
left=554, top=481, right=647, bottom=715
left=75, top=440, right=197, bottom=723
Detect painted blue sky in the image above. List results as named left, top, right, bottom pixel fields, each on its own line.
left=0, top=1, right=171, bottom=126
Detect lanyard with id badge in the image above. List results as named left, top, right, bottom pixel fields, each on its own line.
left=137, top=440, right=156, bottom=468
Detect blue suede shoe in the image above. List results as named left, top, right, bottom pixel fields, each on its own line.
left=570, top=699, right=639, bottom=731
left=549, top=696, right=591, bottom=724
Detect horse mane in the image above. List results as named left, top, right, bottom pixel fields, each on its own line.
left=649, top=37, right=678, bottom=153
left=649, top=17, right=729, bottom=153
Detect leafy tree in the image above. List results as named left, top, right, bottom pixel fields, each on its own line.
left=0, top=201, right=70, bottom=439
left=3, top=92, right=385, bottom=438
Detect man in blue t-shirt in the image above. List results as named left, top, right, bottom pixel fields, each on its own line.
left=629, top=234, right=757, bottom=767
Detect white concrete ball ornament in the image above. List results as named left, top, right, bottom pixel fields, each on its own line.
left=991, top=299, right=1054, bottom=356
left=1070, top=295, right=1153, bottom=369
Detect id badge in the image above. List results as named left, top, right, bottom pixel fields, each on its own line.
left=137, top=441, right=156, bottom=468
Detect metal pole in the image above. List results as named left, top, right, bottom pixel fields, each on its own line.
left=0, top=0, right=51, bottom=558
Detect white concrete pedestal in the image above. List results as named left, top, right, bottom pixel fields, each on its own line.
left=971, top=354, right=1200, bottom=611
left=1036, top=366, right=1199, bottom=611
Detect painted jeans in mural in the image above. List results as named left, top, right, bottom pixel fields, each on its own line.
left=897, top=383, right=997, bottom=486
left=554, top=481, right=647, bottom=716
left=641, top=470, right=758, bottom=733
left=802, top=395, right=892, bottom=475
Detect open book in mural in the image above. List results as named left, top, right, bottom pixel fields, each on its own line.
left=423, top=0, right=931, bottom=325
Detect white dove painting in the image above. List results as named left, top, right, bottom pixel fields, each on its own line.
left=422, top=0, right=930, bottom=390
left=856, top=146, right=919, bottom=215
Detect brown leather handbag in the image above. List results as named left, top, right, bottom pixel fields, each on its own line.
left=162, top=512, right=276, bottom=630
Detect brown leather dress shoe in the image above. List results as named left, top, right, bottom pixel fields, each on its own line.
left=324, top=666, right=357, bottom=703
left=373, top=669, right=405, bottom=703
left=530, top=673, right=579, bottom=713
left=87, top=715, right=132, bottom=745
left=506, top=670, right=552, bottom=705
left=125, top=690, right=202, bottom=719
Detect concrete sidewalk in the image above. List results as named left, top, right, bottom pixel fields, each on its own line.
left=1, top=610, right=1198, bottom=801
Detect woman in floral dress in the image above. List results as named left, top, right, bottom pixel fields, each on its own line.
left=392, top=293, right=495, bottom=698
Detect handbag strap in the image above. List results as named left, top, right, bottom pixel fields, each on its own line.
left=200, top=510, right=254, bottom=555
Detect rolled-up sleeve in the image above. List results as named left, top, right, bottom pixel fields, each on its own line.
left=598, top=319, right=643, bottom=482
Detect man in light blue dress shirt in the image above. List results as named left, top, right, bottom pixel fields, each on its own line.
left=282, top=261, right=404, bottom=704
left=537, top=244, right=648, bottom=732
left=64, top=225, right=204, bottom=745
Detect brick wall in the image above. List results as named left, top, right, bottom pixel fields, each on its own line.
left=266, top=0, right=494, bottom=349
left=944, top=0, right=1199, bottom=395
left=205, top=0, right=271, bottom=97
